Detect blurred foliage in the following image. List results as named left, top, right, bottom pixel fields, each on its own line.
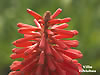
left=0, top=0, right=100, bottom=75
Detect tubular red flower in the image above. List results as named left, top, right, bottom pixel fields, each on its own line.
left=35, top=65, right=43, bottom=75
left=51, top=29, right=75, bottom=36
left=18, top=27, right=40, bottom=32
left=18, top=28, right=41, bottom=35
left=62, top=40, right=79, bottom=47
left=39, top=34, right=46, bottom=49
left=51, top=23, right=69, bottom=29
left=44, top=67, right=49, bottom=75
left=47, top=56, right=56, bottom=71
left=51, top=8, right=62, bottom=19
left=27, top=9, right=43, bottom=20
left=24, top=43, right=38, bottom=56
left=14, top=35, right=40, bottom=43
left=62, top=49, right=83, bottom=59
left=10, top=61, right=22, bottom=71
left=54, top=34, right=74, bottom=39
left=71, top=30, right=79, bottom=35
left=50, top=36, right=69, bottom=49
left=38, top=51, right=45, bottom=65
left=34, top=19, right=42, bottom=29
left=9, top=8, right=83, bottom=75
left=13, top=41, right=36, bottom=47
left=20, top=58, right=38, bottom=74
left=54, top=61, right=66, bottom=75
left=48, top=18, right=71, bottom=25
left=45, top=40, right=53, bottom=55
left=51, top=47, right=64, bottom=62
left=17, top=23, right=34, bottom=28
left=10, top=53, right=28, bottom=59
left=12, top=48, right=29, bottom=54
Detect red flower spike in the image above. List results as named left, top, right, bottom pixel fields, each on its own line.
left=9, top=8, right=83, bottom=75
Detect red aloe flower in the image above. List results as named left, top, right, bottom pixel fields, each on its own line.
left=9, top=8, right=83, bottom=75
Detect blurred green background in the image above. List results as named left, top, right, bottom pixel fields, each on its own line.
left=0, top=0, right=100, bottom=75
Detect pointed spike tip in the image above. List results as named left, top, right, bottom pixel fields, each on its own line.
left=57, top=8, right=62, bottom=11
left=27, top=8, right=31, bottom=12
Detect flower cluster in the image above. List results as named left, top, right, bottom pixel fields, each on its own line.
left=9, top=8, right=83, bottom=75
